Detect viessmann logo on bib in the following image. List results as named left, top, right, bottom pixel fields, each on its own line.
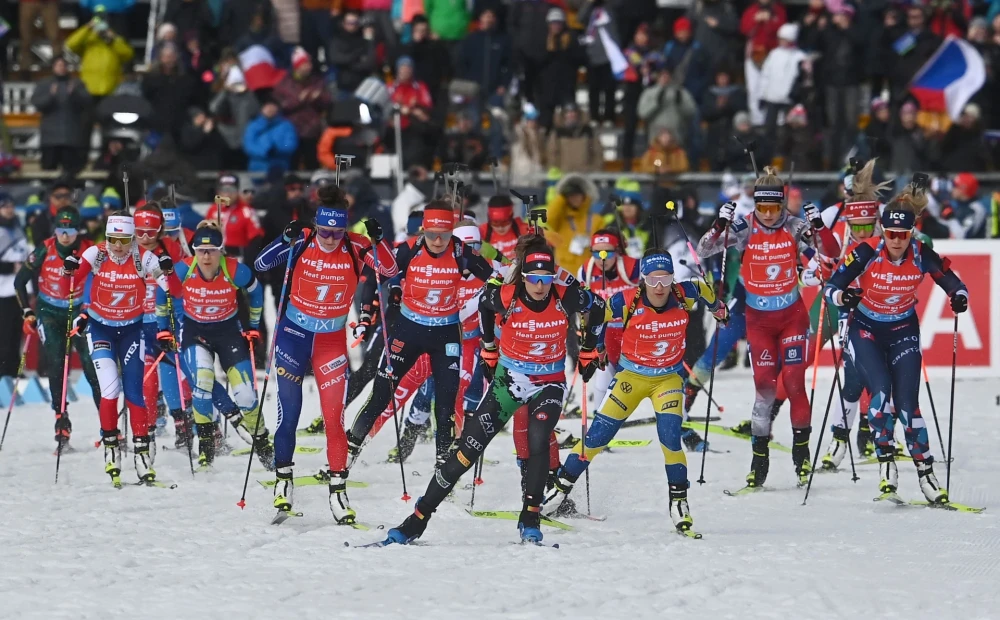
left=747, top=240, right=792, bottom=253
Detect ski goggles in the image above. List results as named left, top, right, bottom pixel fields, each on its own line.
left=523, top=273, right=555, bottom=285
left=315, top=226, right=346, bottom=240
left=883, top=229, right=912, bottom=241
left=592, top=250, right=616, bottom=263
left=135, top=227, right=160, bottom=238
left=194, top=246, right=222, bottom=254
left=54, top=227, right=77, bottom=237
left=465, top=241, right=482, bottom=251
left=107, top=235, right=133, bottom=246
left=849, top=222, right=876, bottom=235
left=424, top=231, right=452, bottom=243
left=643, top=273, right=674, bottom=288
left=755, top=203, right=782, bottom=217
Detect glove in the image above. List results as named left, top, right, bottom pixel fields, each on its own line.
left=243, top=329, right=260, bottom=344
left=71, top=313, right=89, bottom=336
left=156, top=329, right=177, bottom=351
left=388, top=285, right=403, bottom=309
left=950, top=293, right=968, bottom=314
left=157, top=254, right=174, bottom=274
left=713, top=201, right=736, bottom=233
left=578, top=348, right=600, bottom=382
left=363, top=218, right=383, bottom=242
left=597, top=346, right=608, bottom=370
left=63, top=254, right=81, bottom=273
left=480, top=340, right=499, bottom=381
left=353, top=313, right=371, bottom=340
left=22, top=308, right=37, bottom=336
left=803, top=202, right=824, bottom=229
left=282, top=220, right=307, bottom=243
left=839, top=288, right=863, bottom=309
left=800, top=267, right=822, bottom=288
left=711, top=303, right=730, bottom=324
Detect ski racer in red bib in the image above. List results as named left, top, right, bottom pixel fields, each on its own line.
left=697, top=166, right=840, bottom=490
left=377, top=234, right=606, bottom=546
left=254, top=184, right=397, bottom=524
left=479, top=195, right=527, bottom=260
left=64, top=212, right=180, bottom=487
left=825, top=178, right=968, bottom=505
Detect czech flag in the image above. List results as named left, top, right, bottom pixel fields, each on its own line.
left=909, top=36, right=985, bottom=120
left=238, top=45, right=287, bottom=91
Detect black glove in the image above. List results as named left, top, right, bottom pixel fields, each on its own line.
left=950, top=293, right=968, bottom=314
left=71, top=313, right=89, bottom=335
left=157, top=254, right=174, bottom=274
left=63, top=254, right=81, bottom=273
left=283, top=220, right=307, bottom=243
left=578, top=348, right=600, bottom=383
left=388, top=284, right=403, bottom=309
left=364, top=218, right=383, bottom=242
left=840, top=288, right=863, bottom=309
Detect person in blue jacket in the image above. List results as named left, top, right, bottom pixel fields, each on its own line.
left=243, top=98, right=299, bottom=173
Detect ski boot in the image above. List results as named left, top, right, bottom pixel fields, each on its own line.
left=746, top=436, right=770, bottom=488
left=102, top=435, right=123, bottom=487
left=731, top=419, right=752, bottom=437
left=792, top=427, right=812, bottom=486
left=253, top=430, right=276, bottom=471
left=327, top=470, right=357, bottom=524
left=273, top=465, right=294, bottom=512
left=303, top=416, right=325, bottom=435
left=821, top=426, right=850, bottom=470
left=681, top=428, right=708, bottom=452
left=196, top=422, right=215, bottom=468
left=668, top=483, right=694, bottom=533
left=386, top=500, right=432, bottom=544
left=541, top=467, right=578, bottom=516
left=387, top=418, right=428, bottom=464
left=856, top=420, right=874, bottom=457
left=518, top=508, right=544, bottom=544
left=682, top=380, right=701, bottom=414
left=54, top=411, right=72, bottom=453
left=916, top=461, right=948, bottom=504
left=133, top=435, right=156, bottom=483
left=878, top=454, right=898, bottom=494
left=346, top=431, right=363, bottom=469
left=173, top=409, right=193, bottom=450
left=214, top=421, right=232, bottom=457
left=555, top=429, right=577, bottom=450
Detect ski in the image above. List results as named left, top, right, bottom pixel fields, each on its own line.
left=296, top=429, right=325, bottom=438
left=676, top=527, right=703, bottom=539
left=908, top=501, right=985, bottom=513
left=271, top=510, right=305, bottom=525
left=553, top=506, right=608, bottom=522
left=873, top=492, right=905, bottom=505
left=133, top=480, right=178, bottom=489
left=345, top=540, right=393, bottom=548
left=510, top=541, right=560, bottom=549
left=233, top=445, right=321, bottom=457
left=684, top=422, right=792, bottom=453
left=723, top=486, right=770, bottom=496
left=257, top=473, right=367, bottom=489
left=686, top=415, right=722, bottom=423
left=466, top=509, right=575, bottom=531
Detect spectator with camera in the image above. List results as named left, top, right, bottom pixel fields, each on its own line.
left=66, top=6, right=135, bottom=99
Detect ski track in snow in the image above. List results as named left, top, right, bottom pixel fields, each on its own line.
left=1, top=371, right=997, bottom=620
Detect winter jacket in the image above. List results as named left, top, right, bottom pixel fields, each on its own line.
left=179, top=119, right=230, bottom=170
left=637, top=82, right=697, bottom=146
left=688, top=0, right=740, bottom=71
left=758, top=46, right=806, bottom=105
left=390, top=80, right=433, bottom=130
left=663, top=39, right=712, bottom=103
left=401, top=38, right=452, bottom=92
left=939, top=124, right=990, bottom=172
left=209, top=88, right=261, bottom=150
left=459, top=29, right=511, bottom=96
left=889, top=29, right=942, bottom=99
left=510, top=122, right=545, bottom=184
left=163, top=0, right=215, bottom=46
left=778, top=125, right=820, bottom=171
left=545, top=123, right=598, bottom=172
left=739, top=1, right=787, bottom=53
left=544, top=174, right=603, bottom=277
left=65, top=24, right=135, bottom=96
left=889, top=124, right=930, bottom=174
left=423, top=0, right=470, bottom=41
left=242, top=114, right=299, bottom=173
left=219, top=0, right=275, bottom=47
left=637, top=144, right=690, bottom=175
left=141, top=68, right=198, bottom=140
left=31, top=76, right=92, bottom=148
left=344, top=176, right=394, bottom=236
left=273, top=74, right=331, bottom=140
left=538, top=31, right=585, bottom=106
left=700, top=84, right=747, bottom=169
left=328, top=25, right=376, bottom=92
left=818, top=25, right=865, bottom=87
left=510, top=0, right=556, bottom=63
left=205, top=200, right=264, bottom=252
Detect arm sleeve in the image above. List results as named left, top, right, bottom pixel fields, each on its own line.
left=681, top=279, right=721, bottom=311
left=254, top=235, right=301, bottom=272
left=458, top=286, right=481, bottom=324
left=235, top=263, right=264, bottom=328
left=356, top=235, right=399, bottom=278
left=559, top=275, right=606, bottom=349
left=156, top=262, right=188, bottom=330
left=462, top=243, right=497, bottom=282
left=14, top=247, right=45, bottom=308
left=70, top=245, right=98, bottom=290
left=921, top=245, right=968, bottom=297
left=697, top=217, right=749, bottom=258
left=823, top=243, right=874, bottom=305
left=385, top=243, right=413, bottom=289
left=478, top=280, right=505, bottom=343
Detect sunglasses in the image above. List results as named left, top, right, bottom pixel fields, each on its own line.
left=755, top=203, right=782, bottom=216
left=194, top=246, right=222, bottom=253
left=466, top=241, right=482, bottom=251
left=849, top=222, right=875, bottom=235
left=107, top=235, right=133, bottom=246
left=315, top=227, right=346, bottom=240
left=425, top=231, right=452, bottom=243
left=523, top=273, right=555, bottom=285
left=643, top=273, right=674, bottom=288
left=51, top=192, right=72, bottom=200
left=136, top=227, right=160, bottom=238
left=884, top=229, right=912, bottom=240
left=55, top=227, right=77, bottom=236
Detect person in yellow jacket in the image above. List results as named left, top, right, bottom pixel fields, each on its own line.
left=544, top=173, right=603, bottom=277
left=65, top=8, right=134, bottom=97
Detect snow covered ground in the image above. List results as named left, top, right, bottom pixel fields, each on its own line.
left=1, top=368, right=997, bottom=620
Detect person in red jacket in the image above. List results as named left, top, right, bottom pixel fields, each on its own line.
left=478, top=195, right=527, bottom=260
left=204, top=173, right=264, bottom=258
left=740, top=0, right=787, bottom=53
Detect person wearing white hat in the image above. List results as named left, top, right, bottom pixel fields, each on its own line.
left=758, top=22, right=806, bottom=143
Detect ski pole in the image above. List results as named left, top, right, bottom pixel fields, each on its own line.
left=166, top=294, right=195, bottom=478
left=946, top=315, right=958, bottom=490
left=469, top=455, right=484, bottom=511
left=681, top=361, right=724, bottom=414
left=0, top=335, right=33, bottom=452
left=580, top=378, right=591, bottom=516
left=821, top=302, right=858, bottom=482
left=143, top=350, right=167, bottom=382
left=920, top=360, right=948, bottom=462
left=238, top=242, right=295, bottom=509
left=56, top=275, right=78, bottom=483
left=697, top=221, right=730, bottom=485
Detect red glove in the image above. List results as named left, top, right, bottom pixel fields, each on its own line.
left=578, top=348, right=600, bottom=382
left=243, top=329, right=260, bottom=344
left=156, top=330, right=177, bottom=352
left=480, top=341, right=499, bottom=380
left=22, top=309, right=37, bottom=336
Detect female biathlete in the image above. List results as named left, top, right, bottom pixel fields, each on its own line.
left=697, top=167, right=840, bottom=490
left=64, top=212, right=179, bottom=486
left=157, top=221, right=275, bottom=470
left=135, top=203, right=193, bottom=451
left=544, top=249, right=727, bottom=533
left=344, top=201, right=494, bottom=477
left=254, top=185, right=397, bottom=524
left=825, top=181, right=967, bottom=504
left=15, top=206, right=102, bottom=452
left=378, top=235, right=606, bottom=545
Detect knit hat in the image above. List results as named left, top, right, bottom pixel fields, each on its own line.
left=547, top=7, right=565, bottom=23
left=55, top=207, right=80, bottom=229
left=396, top=55, right=414, bottom=72
left=673, top=17, right=691, bottom=35
left=777, top=23, right=799, bottom=42
left=291, top=46, right=311, bottom=72
left=733, top=111, right=751, bottom=128
left=787, top=104, right=808, bottom=124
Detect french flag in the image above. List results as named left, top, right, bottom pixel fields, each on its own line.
left=909, top=36, right=985, bottom=120
left=238, top=45, right=287, bottom=91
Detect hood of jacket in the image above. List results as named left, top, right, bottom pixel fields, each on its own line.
left=555, top=173, right=599, bottom=203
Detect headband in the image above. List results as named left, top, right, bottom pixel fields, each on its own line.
left=316, top=206, right=348, bottom=229
left=162, top=208, right=181, bottom=230
left=423, top=209, right=454, bottom=231
left=591, top=232, right=620, bottom=249
left=640, top=252, right=674, bottom=275
left=192, top=227, right=224, bottom=249
left=453, top=224, right=481, bottom=244
left=843, top=200, right=879, bottom=221
left=880, top=208, right=915, bottom=231
left=135, top=210, right=163, bottom=230
left=753, top=185, right=785, bottom=204
left=524, top=251, right=555, bottom=273
left=106, top=215, right=135, bottom=237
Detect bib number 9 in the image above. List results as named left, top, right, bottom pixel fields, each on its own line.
left=766, top=264, right=793, bottom=281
